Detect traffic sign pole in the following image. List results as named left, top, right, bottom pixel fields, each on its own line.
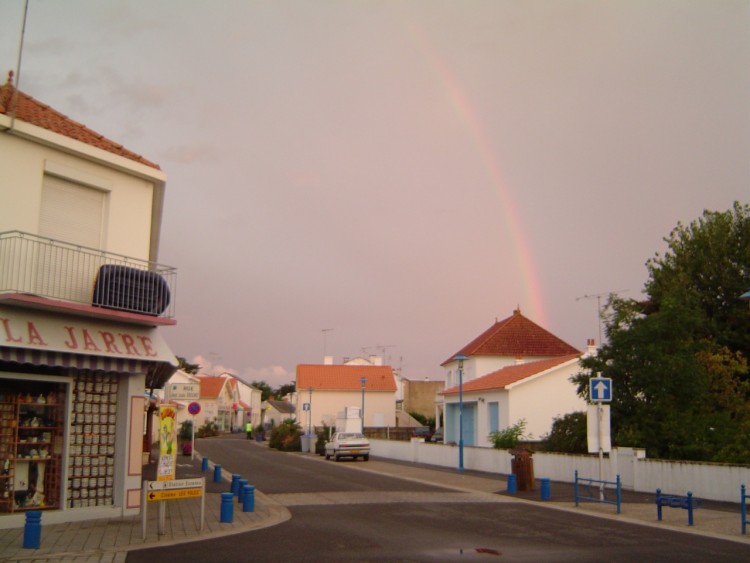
left=589, top=376, right=613, bottom=500
left=188, top=402, right=201, bottom=461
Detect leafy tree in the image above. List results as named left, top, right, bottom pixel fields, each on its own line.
left=252, top=380, right=274, bottom=402
left=489, top=419, right=527, bottom=449
left=275, top=382, right=296, bottom=398
left=408, top=412, right=436, bottom=429
left=576, top=203, right=750, bottom=461
left=543, top=412, right=588, bottom=454
left=269, top=418, right=302, bottom=451
left=176, top=356, right=201, bottom=374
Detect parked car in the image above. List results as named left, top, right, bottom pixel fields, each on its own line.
left=429, top=429, right=443, bottom=443
left=412, top=426, right=432, bottom=440
left=324, top=432, right=370, bottom=461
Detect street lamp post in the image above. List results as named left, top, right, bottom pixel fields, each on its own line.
left=360, top=377, right=367, bottom=433
left=454, top=355, right=467, bottom=471
left=307, top=386, right=313, bottom=436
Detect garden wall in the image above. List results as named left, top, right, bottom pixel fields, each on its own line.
left=370, top=439, right=750, bottom=503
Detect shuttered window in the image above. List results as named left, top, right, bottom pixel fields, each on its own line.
left=39, top=175, right=106, bottom=249
left=35, top=175, right=108, bottom=303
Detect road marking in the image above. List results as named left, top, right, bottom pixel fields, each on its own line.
left=268, top=491, right=512, bottom=507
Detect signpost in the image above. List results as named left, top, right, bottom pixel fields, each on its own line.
left=188, top=402, right=201, bottom=460
left=142, top=478, right=205, bottom=539
left=588, top=376, right=613, bottom=500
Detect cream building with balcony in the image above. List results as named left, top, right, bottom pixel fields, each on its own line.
left=0, top=72, right=178, bottom=528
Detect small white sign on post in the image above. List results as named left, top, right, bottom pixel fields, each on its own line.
left=587, top=404, right=611, bottom=453
left=166, top=383, right=200, bottom=401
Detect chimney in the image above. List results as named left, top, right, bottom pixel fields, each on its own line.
left=586, top=339, right=598, bottom=355
left=369, top=355, right=382, bottom=366
left=515, top=355, right=524, bottom=365
left=324, top=356, right=334, bottom=365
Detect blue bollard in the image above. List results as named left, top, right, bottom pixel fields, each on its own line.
left=237, top=479, right=248, bottom=503
left=201, top=457, right=209, bottom=472
left=220, top=492, right=234, bottom=523
left=507, top=474, right=517, bottom=494
left=213, top=464, right=222, bottom=483
left=231, top=474, right=241, bottom=495
left=243, top=485, right=255, bottom=512
left=540, top=478, right=551, bottom=501
left=23, top=511, right=42, bottom=549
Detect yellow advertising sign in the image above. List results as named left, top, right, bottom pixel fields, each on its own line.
left=157, top=406, right=177, bottom=481
left=147, top=488, right=203, bottom=502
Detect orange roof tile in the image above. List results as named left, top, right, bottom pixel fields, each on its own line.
left=296, top=364, right=397, bottom=392
left=442, top=354, right=581, bottom=395
left=0, top=71, right=159, bottom=169
left=443, top=309, right=580, bottom=364
left=198, top=375, right=228, bottom=399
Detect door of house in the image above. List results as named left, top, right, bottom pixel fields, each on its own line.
left=463, top=403, right=476, bottom=446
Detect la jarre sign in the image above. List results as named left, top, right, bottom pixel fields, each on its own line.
left=0, top=306, right=174, bottom=362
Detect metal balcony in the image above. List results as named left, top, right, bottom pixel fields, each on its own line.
left=0, top=231, right=176, bottom=321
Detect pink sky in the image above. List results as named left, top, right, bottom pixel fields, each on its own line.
left=1, top=1, right=748, bottom=387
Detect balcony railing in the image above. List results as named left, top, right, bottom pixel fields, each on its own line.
left=0, top=231, right=176, bottom=319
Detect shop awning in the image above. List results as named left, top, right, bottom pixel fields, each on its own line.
left=0, top=306, right=177, bottom=388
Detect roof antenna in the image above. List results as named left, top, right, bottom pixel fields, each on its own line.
left=9, top=0, right=30, bottom=133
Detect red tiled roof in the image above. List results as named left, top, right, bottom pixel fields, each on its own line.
left=296, top=364, right=397, bottom=392
left=442, top=354, right=581, bottom=395
left=0, top=71, right=159, bottom=169
left=198, top=376, right=227, bottom=399
left=442, top=309, right=580, bottom=365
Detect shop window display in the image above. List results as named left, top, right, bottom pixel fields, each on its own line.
left=0, top=380, right=65, bottom=513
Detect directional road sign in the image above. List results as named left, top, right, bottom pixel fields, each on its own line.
left=590, top=377, right=613, bottom=402
left=147, top=488, right=202, bottom=502
left=147, top=478, right=204, bottom=491
left=167, top=383, right=200, bottom=401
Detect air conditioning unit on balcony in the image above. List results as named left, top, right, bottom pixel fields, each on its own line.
left=92, top=265, right=170, bottom=316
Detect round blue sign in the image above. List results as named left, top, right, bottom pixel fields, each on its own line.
left=188, top=401, right=201, bottom=416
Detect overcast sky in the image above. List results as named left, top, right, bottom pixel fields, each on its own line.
left=1, top=1, right=748, bottom=387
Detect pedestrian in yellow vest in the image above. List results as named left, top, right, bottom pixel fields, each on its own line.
left=245, top=421, right=253, bottom=440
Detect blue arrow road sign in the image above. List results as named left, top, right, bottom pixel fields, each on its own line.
left=590, top=377, right=612, bottom=402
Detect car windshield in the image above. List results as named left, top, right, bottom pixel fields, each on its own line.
left=340, top=433, right=364, bottom=440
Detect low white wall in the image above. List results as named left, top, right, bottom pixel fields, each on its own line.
left=370, top=439, right=750, bottom=503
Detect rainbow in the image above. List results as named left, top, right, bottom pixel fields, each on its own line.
left=408, top=23, right=547, bottom=325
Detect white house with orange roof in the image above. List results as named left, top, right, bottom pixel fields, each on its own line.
left=228, top=375, right=262, bottom=431
left=195, top=375, right=240, bottom=433
left=295, top=364, right=397, bottom=433
left=156, top=371, right=261, bottom=437
left=439, top=309, right=590, bottom=447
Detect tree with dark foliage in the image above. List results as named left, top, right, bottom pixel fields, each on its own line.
left=576, top=202, right=750, bottom=462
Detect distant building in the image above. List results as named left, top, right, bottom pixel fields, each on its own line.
left=295, top=363, right=397, bottom=432
left=261, top=399, right=296, bottom=428
left=401, top=379, right=444, bottom=420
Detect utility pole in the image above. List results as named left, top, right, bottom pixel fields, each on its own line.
left=576, top=290, right=627, bottom=345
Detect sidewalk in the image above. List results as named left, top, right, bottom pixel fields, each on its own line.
left=0, top=450, right=290, bottom=563
left=348, top=457, right=750, bottom=544
left=1, top=446, right=748, bottom=562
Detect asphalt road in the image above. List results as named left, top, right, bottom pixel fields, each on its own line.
left=126, top=436, right=750, bottom=562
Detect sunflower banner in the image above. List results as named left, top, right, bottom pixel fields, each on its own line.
left=157, top=406, right=176, bottom=481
